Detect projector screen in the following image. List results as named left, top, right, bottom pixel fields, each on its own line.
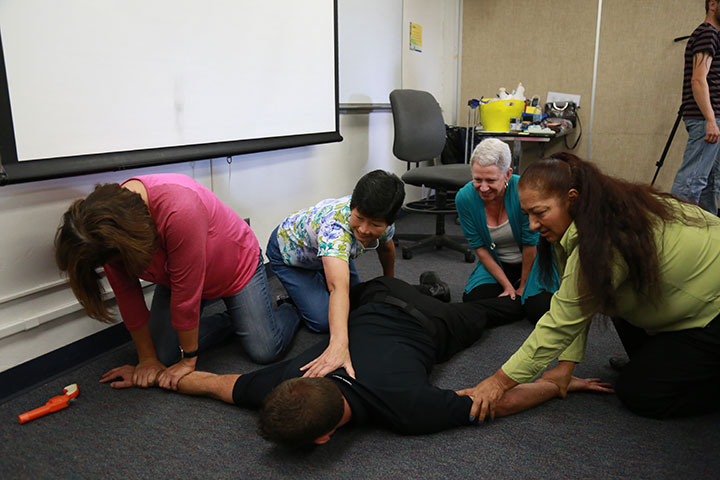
left=0, top=0, right=341, bottom=185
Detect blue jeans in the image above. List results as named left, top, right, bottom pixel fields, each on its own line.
left=671, top=119, right=720, bottom=215
left=148, top=250, right=300, bottom=365
left=266, top=226, right=360, bottom=333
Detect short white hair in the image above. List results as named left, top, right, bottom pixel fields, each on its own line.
left=470, top=138, right=511, bottom=173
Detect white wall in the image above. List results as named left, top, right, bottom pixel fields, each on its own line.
left=0, top=0, right=460, bottom=373
left=402, top=0, right=461, bottom=123
left=0, top=162, right=209, bottom=372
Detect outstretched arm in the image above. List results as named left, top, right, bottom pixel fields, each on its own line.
left=494, top=367, right=613, bottom=418
left=175, top=371, right=241, bottom=404
left=101, top=365, right=240, bottom=404
left=456, top=362, right=612, bottom=420
left=300, top=256, right=355, bottom=379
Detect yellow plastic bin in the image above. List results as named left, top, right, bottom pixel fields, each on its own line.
left=480, top=99, right=525, bottom=132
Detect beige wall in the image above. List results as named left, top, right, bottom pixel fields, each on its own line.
left=461, top=0, right=700, bottom=190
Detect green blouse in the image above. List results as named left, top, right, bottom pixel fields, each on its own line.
left=502, top=201, right=720, bottom=383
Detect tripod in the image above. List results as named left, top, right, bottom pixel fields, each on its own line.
left=651, top=104, right=684, bottom=186
left=652, top=34, right=691, bottom=186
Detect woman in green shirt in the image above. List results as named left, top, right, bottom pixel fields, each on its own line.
left=458, top=153, right=720, bottom=421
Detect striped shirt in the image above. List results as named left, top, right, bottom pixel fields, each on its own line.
left=682, top=23, right=720, bottom=120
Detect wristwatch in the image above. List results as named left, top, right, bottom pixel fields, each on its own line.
left=179, top=346, right=199, bottom=359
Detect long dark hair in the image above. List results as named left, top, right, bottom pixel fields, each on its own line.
left=55, top=183, right=158, bottom=322
left=519, top=152, right=707, bottom=312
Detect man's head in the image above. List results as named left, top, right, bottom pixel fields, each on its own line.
left=258, top=377, right=346, bottom=448
left=707, top=0, right=720, bottom=21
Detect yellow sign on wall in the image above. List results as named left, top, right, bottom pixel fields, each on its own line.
left=410, top=22, right=422, bottom=52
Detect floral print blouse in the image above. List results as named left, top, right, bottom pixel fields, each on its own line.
left=276, top=196, right=394, bottom=268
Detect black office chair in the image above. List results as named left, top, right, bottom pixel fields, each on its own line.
left=390, top=89, right=474, bottom=262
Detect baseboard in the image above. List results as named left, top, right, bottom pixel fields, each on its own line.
left=0, top=323, right=131, bottom=404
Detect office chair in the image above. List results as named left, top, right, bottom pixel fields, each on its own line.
left=390, top=89, right=474, bottom=262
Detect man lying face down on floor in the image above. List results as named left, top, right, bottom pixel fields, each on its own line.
left=103, top=276, right=611, bottom=448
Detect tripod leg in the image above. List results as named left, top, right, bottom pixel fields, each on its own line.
left=652, top=105, right=684, bottom=186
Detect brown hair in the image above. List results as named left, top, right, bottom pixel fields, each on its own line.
left=258, top=377, right=345, bottom=449
left=519, top=152, right=708, bottom=312
left=55, top=183, right=158, bottom=322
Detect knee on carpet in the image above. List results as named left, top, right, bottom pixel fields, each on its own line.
left=615, top=372, right=674, bottom=420
left=244, top=342, right=283, bottom=365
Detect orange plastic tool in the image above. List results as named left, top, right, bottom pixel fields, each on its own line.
left=18, top=384, right=79, bottom=424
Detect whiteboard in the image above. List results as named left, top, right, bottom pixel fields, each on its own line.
left=0, top=0, right=340, bottom=184
left=338, top=0, right=402, bottom=105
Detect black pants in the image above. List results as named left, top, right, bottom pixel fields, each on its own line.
left=613, top=313, right=720, bottom=418
left=461, top=262, right=552, bottom=325
left=351, top=276, right=500, bottom=363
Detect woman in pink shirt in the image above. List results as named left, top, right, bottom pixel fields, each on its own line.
left=55, top=174, right=299, bottom=390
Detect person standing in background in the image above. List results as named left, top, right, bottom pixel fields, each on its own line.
left=671, top=0, right=720, bottom=215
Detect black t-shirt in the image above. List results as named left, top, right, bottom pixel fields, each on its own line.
left=232, top=303, right=473, bottom=435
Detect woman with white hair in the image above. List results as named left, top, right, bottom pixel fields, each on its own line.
left=455, top=138, right=558, bottom=323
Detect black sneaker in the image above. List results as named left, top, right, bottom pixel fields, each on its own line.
left=608, top=356, right=629, bottom=372
left=419, top=271, right=442, bottom=287
left=419, top=271, right=451, bottom=303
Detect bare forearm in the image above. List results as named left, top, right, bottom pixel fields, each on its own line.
left=177, top=327, right=199, bottom=354
left=176, top=371, right=241, bottom=404
left=377, top=241, right=395, bottom=277
left=129, top=326, right=158, bottom=362
left=494, top=361, right=576, bottom=416
left=327, top=286, right=350, bottom=348
left=519, top=246, right=536, bottom=290
left=494, top=379, right=561, bottom=417
left=691, top=52, right=716, bottom=122
left=175, top=327, right=200, bottom=372
left=321, top=256, right=351, bottom=347
left=476, top=248, right=512, bottom=289
left=692, top=77, right=716, bottom=122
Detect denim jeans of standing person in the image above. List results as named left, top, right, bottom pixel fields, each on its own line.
left=148, top=250, right=300, bottom=366
left=266, top=226, right=361, bottom=333
left=671, top=118, right=720, bottom=215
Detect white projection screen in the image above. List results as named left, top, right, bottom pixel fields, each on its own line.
left=0, top=0, right=341, bottom=184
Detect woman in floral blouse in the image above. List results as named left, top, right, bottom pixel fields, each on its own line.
left=266, top=170, right=405, bottom=378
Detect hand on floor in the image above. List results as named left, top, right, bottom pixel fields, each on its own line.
left=100, top=364, right=142, bottom=389
left=567, top=376, right=614, bottom=394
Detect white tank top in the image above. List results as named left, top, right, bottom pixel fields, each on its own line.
left=488, top=220, right=521, bottom=264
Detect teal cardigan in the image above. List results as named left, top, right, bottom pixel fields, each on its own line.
left=455, top=174, right=559, bottom=303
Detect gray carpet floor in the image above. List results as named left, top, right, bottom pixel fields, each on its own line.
left=1, top=213, right=718, bottom=479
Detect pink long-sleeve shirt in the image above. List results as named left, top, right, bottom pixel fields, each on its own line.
left=104, top=174, right=259, bottom=331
